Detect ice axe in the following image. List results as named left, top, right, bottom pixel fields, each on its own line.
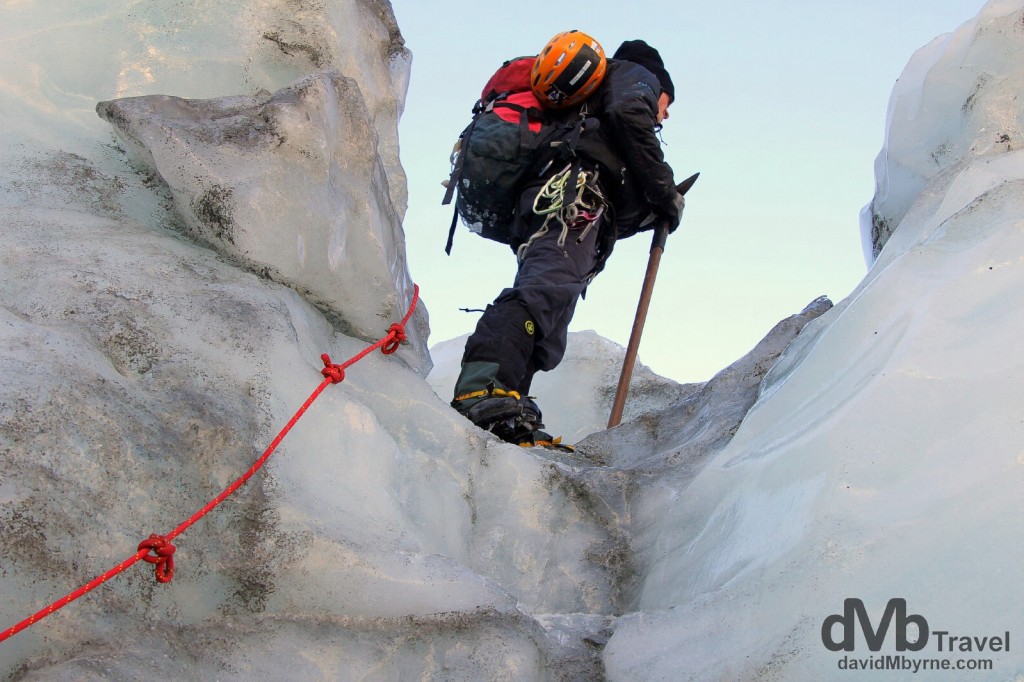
left=607, top=172, right=700, bottom=428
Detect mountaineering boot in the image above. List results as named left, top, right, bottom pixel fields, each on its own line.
left=452, top=362, right=546, bottom=444
left=461, top=391, right=522, bottom=427
left=453, top=388, right=545, bottom=445
left=487, top=395, right=543, bottom=445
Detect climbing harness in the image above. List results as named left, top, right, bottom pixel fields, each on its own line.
left=517, top=163, right=606, bottom=262
left=0, top=286, right=420, bottom=645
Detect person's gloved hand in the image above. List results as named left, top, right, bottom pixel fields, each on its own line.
left=656, top=191, right=685, bottom=233
left=668, top=192, right=685, bottom=232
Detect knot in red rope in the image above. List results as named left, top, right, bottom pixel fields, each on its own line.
left=320, top=353, right=346, bottom=384
left=381, top=323, right=407, bottom=355
left=138, top=534, right=176, bottom=584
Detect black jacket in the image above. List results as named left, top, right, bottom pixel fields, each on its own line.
left=508, top=59, right=678, bottom=265
left=589, top=58, right=678, bottom=237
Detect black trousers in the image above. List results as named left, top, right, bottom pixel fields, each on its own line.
left=460, top=200, right=601, bottom=396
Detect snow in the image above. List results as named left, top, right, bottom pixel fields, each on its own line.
left=2, top=0, right=1023, bottom=680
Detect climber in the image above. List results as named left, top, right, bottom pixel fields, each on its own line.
left=451, top=33, right=684, bottom=447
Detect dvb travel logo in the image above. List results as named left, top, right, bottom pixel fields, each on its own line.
left=821, top=598, right=1009, bottom=674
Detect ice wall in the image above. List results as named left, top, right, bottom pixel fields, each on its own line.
left=1, top=0, right=410, bottom=206
left=861, top=0, right=1024, bottom=261
left=2, top=0, right=427, bottom=370
left=95, top=72, right=427, bottom=364
left=606, top=2, right=1024, bottom=679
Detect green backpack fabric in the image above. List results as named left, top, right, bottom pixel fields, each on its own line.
left=443, top=57, right=585, bottom=253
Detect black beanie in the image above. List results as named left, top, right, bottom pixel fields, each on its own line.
left=613, top=39, right=675, bottom=102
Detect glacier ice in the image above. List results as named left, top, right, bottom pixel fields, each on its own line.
left=861, top=0, right=1024, bottom=262
left=2, top=0, right=1024, bottom=680
left=607, top=2, right=1024, bottom=679
left=95, top=71, right=429, bottom=371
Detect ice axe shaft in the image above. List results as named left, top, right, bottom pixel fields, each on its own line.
left=606, top=234, right=665, bottom=428
left=607, top=173, right=699, bottom=429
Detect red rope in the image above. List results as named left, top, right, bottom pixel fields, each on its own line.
left=138, top=535, right=176, bottom=583
left=0, top=285, right=419, bottom=645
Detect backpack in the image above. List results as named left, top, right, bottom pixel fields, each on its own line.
left=442, top=56, right=591, bottom=254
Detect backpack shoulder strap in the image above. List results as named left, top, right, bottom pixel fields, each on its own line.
left=444, top=204, right=459, bottom=255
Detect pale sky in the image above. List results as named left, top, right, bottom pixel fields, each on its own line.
left=391, top=1, right=986, bottom=382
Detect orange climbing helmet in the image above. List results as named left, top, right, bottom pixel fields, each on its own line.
left=531, top=30, right=607, bottom=109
